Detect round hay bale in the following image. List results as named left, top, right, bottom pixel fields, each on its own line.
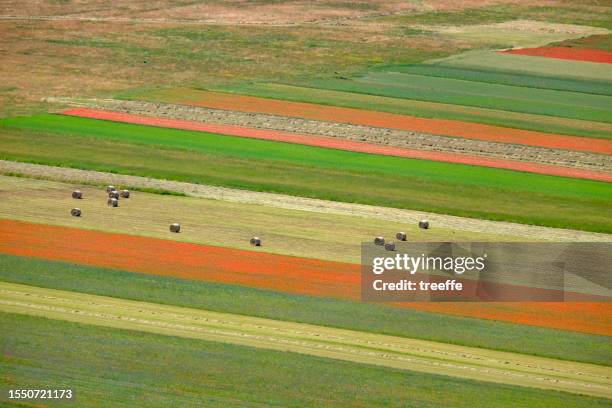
left=250, top=237, right=262, bottom=247
left=418, top=220, right=430, bottom=229
left=374, top=236, right=385, bottom=246
left=384, top=242, right=396, bottom=251
left=108, top=191, right=120, bottom=199
left=72, top=190, right=82, bottom=199
left=120, top=189, right=130, bottom=198
left=170, top=223, right=181, bottom=233
left=106, top=185, right=116, bottom=193
left=70, top=208, right=81, bottom=217
left=396, top=232, right=407, bottom=241
left=107, top=197, right=119, bottom=207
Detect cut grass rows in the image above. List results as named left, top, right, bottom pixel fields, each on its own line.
left=0, top=254, right=610, bottom=366
left=3, top=312, right=608, bottom=408
left=0, top=176, right=516, bottom=264
left=1, top=115, right=611, bottom=232
left=3, top=282, right=610, bottom=398
left=203, top=84, right=612, bottom=139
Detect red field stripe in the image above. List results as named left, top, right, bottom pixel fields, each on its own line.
left=0, top=219, right=360, bottom=299
left=503, top=47, right=612, bottom=64
left=1, top=219, right=611, bottom=335
left=151, top=91, right=612, bottom=154
left=62, top=108, right=612, bottom=182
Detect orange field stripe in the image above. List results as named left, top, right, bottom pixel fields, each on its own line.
left=62, top=108, right=612, bottom=182
left=161, top=90, right=612, bottom=154
left=1, top=219, right=610, bottom=336
left=502, top=47, right=612, bottom=64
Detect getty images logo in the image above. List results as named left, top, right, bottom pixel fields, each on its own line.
left=372, top=253, right=487, bottom=275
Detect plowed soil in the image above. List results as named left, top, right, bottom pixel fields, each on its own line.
left=1, top=219, right=610, bottom=336
left=155, top=90, right=612, bottom=154
left=503, top=47, right=612, bottom=64
left=61, top=108, right=612, bottom=182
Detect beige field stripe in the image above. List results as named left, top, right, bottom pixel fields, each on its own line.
left=1, top=160, right=611, bottom=242
left=1, top=282, right=610, bottom=398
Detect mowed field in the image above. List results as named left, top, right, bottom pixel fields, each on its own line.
left=2, top=282, right=611, bottom=398
left=1, top=115, right=611, bottom=232
left=61, top=107, right=612, bottom=181
left=4, top=312, right=609, bottom=408
left=130, top=86, right=612, bottom=144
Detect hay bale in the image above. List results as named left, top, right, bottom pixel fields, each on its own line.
left=250, top=237, right=262, bottom=247
left=108, top=191, right=120, bottom=199
left=170, top=223, right=181, bottom=233
left=418, top=220, right=430, bottom=229
left=70, top=208, right=81, bottom=217
left=107, top=197, right=119, bottom=207
left=374, top=236, right=385, bottom=246
left=384, top=242, right=396, bottom=251
left=396, top=232, right=407, bottom=241
left=72, top=190, right=82, bottom=199
left=106, top=185, right=116, bottom=193
left=120, top=189, right=130, bottom=198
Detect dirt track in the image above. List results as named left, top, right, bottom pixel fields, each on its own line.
left=2, top=160, right=611, bottom=242
left=54, top=98, right=612, bottom=173
left=1, top=282, right=610, bottom=398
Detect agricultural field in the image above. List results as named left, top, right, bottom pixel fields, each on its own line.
left=300, top=72, right=611, bottom=122
left=1, top=114, right=611, bottom=232
left=4, top=312, right=610, bottom=408
left=0, top=1, right=611, bottom=407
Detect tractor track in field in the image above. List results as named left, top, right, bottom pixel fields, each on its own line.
left=2, top=160, right=611, bottom=242
left=1, top=282, right=611, bottom=399
left=48, top=98, right=612, bottom=173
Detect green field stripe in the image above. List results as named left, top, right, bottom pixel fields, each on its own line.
left=206, top=84, right=612, bottom=139
left=2, top=281, right=611, bottom=398
left=0, top=254, right=609, bottom=366
left=434, top=50, right=612, bottom=82
left=1, top=115, right=611, bottom=232
left=379, top=64, right=612, bottom=96
left=303, top=73, right=612, bottom=123
left=4, top=313, right=608, bottom=408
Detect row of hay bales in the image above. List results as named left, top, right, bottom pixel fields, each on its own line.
left=70, top=186, right=263, bottom=246
left=374, top=220, right=429, bottom=251
left=71, top=186, right=428, bottom=250
left=70, top=185, right=130, bottom=217
left=169, top=224, right=261, bottom=246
